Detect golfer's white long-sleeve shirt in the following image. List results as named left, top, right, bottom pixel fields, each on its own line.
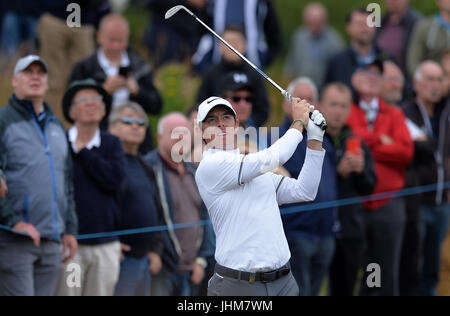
left=195, top=129, right=325, bottom=273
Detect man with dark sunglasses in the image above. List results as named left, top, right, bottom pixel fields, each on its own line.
left=220, top=72, right=254, bottom=129
left=109, top=102, right=165, bottom=296
left=55, top=79, right=126, bottom=296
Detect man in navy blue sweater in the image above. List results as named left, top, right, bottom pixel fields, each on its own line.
left=276, top=78, right=337, bottom=296
left=55, top=79, right=126, bottom=296
left=277, top=79, right=376, bottom=296
left=109, top=101, right=165, bottom=296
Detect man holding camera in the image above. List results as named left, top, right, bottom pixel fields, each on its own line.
left=68, top=13, right=162, bottom=154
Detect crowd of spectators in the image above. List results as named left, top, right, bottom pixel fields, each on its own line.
left=0, top=0, right=449, bottom=297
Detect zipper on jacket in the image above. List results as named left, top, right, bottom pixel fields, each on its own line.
left=29, top=106, right=60, bottom=241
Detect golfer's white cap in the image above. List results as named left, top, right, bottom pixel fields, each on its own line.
left=14, top=55, right=48, bottom=75
left=197, top=97, right=237, bottom=127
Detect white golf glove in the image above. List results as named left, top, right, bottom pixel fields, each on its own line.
left=307, top=110, right=326, bottom=143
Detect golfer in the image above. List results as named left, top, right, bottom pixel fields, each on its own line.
left=195, top=96, right=326, bottom=296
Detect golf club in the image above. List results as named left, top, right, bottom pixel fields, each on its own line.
left=165, top=5, right=327, bottom=131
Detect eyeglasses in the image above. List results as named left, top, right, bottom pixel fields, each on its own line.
left=119, top=116, right=147, bottom=127
left=231, top=96, right=253, bottom=103
left=73, top=95, right=103, bottom=104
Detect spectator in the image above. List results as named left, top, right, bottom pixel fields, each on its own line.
left=144, top=113, right=215, bottom=296
left=219, top=72, right=259, bottom=154
left=348, top=60, right=414, bottom=296
left=376, top=0, right=423, bottom=74
left=0, top=55, right=78, bottom=296
left=403, top=61, right=450, bottom=296
left=55, top=79, right=126, bottom=296
left=380, top=60, right=422, bottom=296
left=192, top=0, right=282, bottom=74
left=196, top=26, right=271, bottom=127
left=382, top=60, right=406, bottom=106
left=284, top=2, right=344, bottom=88
left=0, top=2, right=42, bottom=60
left=274, top=77, right=334, bottom=296
left=220, top=72, right=254, bottom=128
left=145, top=0, right=207, bottom=69
left=387, top=69, right=420, bottom=296
left=38, top=0, right=110, bottom=116
left=70, top=13, right=163, bottom=154
left=109, top=102, right=164, bottom=296
left=407, top=0, right=450, bottom=77
left=324, top=8, right=391, bottom=91
left=321, top=83, right=376, bottom=297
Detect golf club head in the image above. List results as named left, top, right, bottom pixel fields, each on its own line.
left=165, top=5, right=194, bottom=19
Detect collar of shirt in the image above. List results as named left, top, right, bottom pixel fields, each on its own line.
left=435, top=13, right=450, bottom=32
left=351, top=45, right=376, bottom=66
left=68, top=126, right=101, bottom=153
left=97, top=49, right=131, bottom=76
left=97, top=49, right=131, bottom=107
left=359, top=97, right=379, bottom=124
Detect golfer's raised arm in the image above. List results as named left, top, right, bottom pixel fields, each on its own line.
left=239, top=98, right=320, bottom=185
left=238, top=129, right=304, bottom=185
left=274, top=147, right=326, bottom=205
left=196, top=97, right=326, bottom=194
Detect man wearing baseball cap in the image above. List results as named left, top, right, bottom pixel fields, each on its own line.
left=195, top=96, right=327, bottom=296
left=219, top=72, right=254, bottom=129
left=0, top=55, right=78, bottom=296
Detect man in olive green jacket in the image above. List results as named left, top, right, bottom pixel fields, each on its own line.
left=407, top=0, right=450, bottom=77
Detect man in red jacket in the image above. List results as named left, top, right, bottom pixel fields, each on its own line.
left=347, top=59, right=414, bottom=296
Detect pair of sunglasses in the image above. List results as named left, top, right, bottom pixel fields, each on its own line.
left=231, top=96, right=253, bottom=103
left=120, top=117, right=147, bottom=127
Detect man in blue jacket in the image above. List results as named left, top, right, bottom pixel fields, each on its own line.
left=0, top=55, right=78, bottom=296
left=144, top=112, right=215, bottom=296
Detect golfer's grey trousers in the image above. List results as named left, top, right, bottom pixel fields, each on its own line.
left=207, top=270, right=299, bottom=296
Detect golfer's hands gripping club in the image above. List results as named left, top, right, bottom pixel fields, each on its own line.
left=291, top=98, right=326, bottom=143
left=285, top=92, right=327, bottom=131
left=291, top=98, right=311, bottom=133
left=307, top=110, right=326, bottom=143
